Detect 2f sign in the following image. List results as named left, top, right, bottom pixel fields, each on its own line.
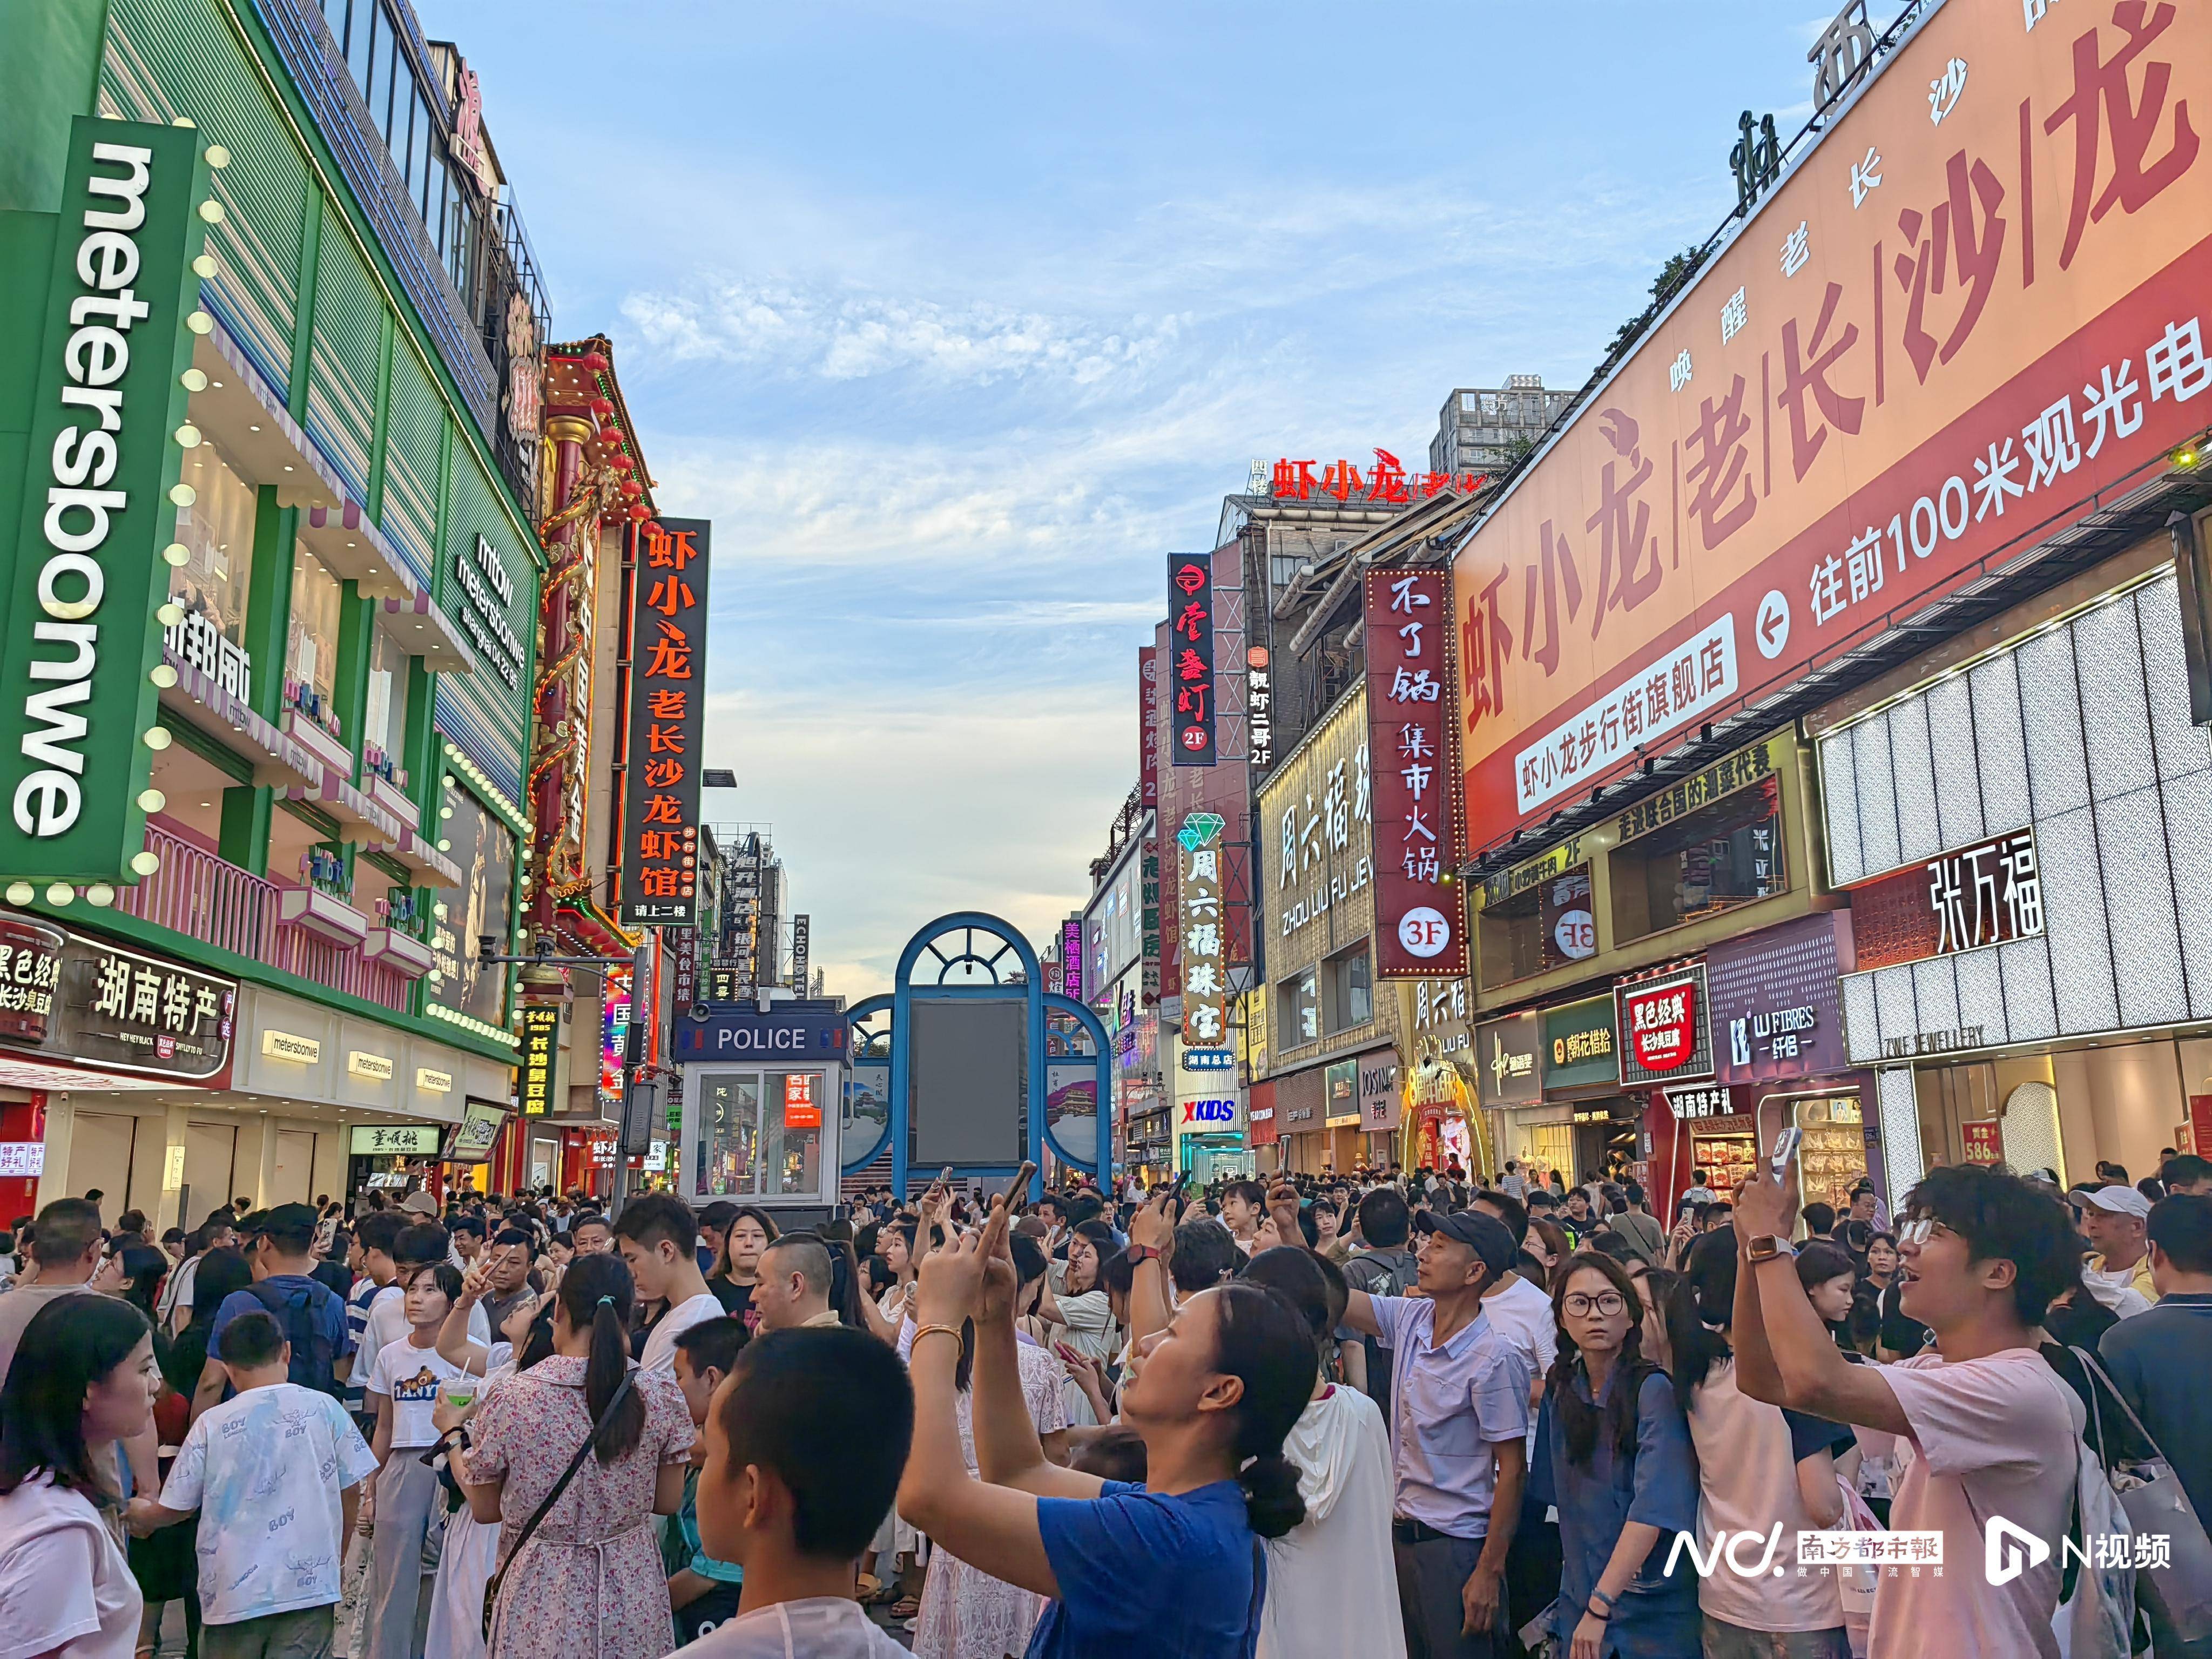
left=2, top=117, right=210, bottom=878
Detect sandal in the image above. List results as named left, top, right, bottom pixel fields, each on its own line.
left=889, top=1595, right=921, bottom=1620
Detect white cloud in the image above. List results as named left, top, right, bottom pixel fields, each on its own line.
left=621, top=277, right=1186, bottom=388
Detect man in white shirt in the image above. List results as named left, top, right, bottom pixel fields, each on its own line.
left=349, top=1223, right=489, bottom=1402
left=617, top=1192, right=726, bottom=1373
left=1731, top=1159, right=2085, bottom=1659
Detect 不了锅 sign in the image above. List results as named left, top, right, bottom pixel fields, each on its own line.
left=1365, top=570, right=1467, bottom=978
left=621, top=519, right=711, bottom=926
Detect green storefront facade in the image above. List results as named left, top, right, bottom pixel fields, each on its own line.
left=0, top=0, right=545, bottom=1220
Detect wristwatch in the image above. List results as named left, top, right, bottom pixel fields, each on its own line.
left=1746, top=1235, right=1797, bottom=1264
left=1127, top=1245, right=1162, bottom=1264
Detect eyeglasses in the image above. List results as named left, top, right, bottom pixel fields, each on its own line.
left=1897, top=1218, right=1948, bottom=1245
left=1563, top=1291, right=1627, bottom=1317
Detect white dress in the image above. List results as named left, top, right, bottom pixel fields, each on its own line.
left=909, top=1339, right=1068, bottom=1659
left=1257, top=1384, right=1403, bottom=1659
left=423, top=1350, right=515, bottom=1659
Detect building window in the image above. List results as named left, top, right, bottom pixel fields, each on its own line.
left=1323, top=942, right=1372, bottom=1034
left=285, top=544, right=345, bottom=737
left=1478, top=864, right=1596, bottom=989
left=168, top=441, right=256, bottom=648
left=428, top=787, right=514, bottom=1026
left=694, top=1070, right=822, bottom=1198
left=1279, top=967, right=1319, bottom=1047
left=363, top=624, right=410, bottom=785
left=1609, top=775, right=1785, bottom=942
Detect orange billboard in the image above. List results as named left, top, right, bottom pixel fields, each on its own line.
left=1454, top=0, right=2211, bottom=852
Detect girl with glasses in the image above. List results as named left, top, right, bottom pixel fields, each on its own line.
left=1532, top=1251, right=1699, bottom=1659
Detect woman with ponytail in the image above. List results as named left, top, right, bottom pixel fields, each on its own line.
left=1529, top=1251, right=1698, bottom=1659
left=455, top=1251, right=695, bottom=1658
left=899, top=1175, right=1315, bottom=1658
left=1239, top=1246, right=1403, bottom=1659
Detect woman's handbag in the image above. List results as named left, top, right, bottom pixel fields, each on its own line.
left=2069, top=1347, right=2212, bottom=1644
left=480, top=1373, right=636, bottom=1642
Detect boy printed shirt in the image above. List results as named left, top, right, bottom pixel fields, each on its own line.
left=158, top=1382, right=380, bottom=1625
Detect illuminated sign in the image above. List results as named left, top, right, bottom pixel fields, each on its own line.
left=620, top=518, right=711, bottom=926
left=1267, top=450, right=1486, bottom=504
left=1365, top=570, right=1466, bottom=977
left=261, top=1029, right=319, bottom=1064
left=1178, top=812, right=1228, bottom=1050
left=783, top=1073, right=821, bottom=1129
left=1168, top=555, right=1216, bottom=765
left=346, top=1050, right=394, bottom=1081
left=600, top=964, right=631, bottom=1113
left=1616, top=965, right=1716, bottom=1086
left=518, top=1002, right=560, bottom=1115
left=349, top=1123, right=439, bottom=1156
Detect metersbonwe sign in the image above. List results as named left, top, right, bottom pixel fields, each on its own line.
left=1453, top=0, right=2212, bottom=853
left=1, top=117, right=212, bottom=881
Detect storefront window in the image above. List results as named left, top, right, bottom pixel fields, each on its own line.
left=1324, top=943, right=1372, bottom=1033
left=1609, top=778, right=1784, bottom=943
left=1279, top=967, right=1319, bottom=1047
left=1478, top=865, right=1594, bottom=989
left=693, top=1070, right=822, bottom=1197
left=363, top=624, right=410, bottom=785
left=286, top=544, right=346, bottom=737
left=169, top=441, right=257, bottom=646
left=426, top=787, right=514, bottom=1024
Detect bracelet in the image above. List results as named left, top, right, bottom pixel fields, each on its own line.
left=1127, top=1245, right=1161, bottom=1264
left=912, top=1323, right=963, bottom=1351
left=1587, top=1588, right=1615, bottom=1616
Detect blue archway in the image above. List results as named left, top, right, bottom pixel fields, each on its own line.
left=839, top=913, right=1112, bottom=1199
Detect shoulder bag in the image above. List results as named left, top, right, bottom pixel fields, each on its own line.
left=481, top=1371, right=637, bottom=1642
left=2070, top=1345, right=2212, bottom=1643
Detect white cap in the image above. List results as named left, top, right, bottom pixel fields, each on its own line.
left=2079, top=1184, right=2151, bottom=1219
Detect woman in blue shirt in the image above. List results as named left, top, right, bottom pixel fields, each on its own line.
left=1530, top=1251, right=1701, bottom=1659
left=899, top=1182, right=1316, bottom=1659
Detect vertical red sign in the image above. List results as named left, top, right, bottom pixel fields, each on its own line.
left=1168, top=555, right=1216, bottom=766
left=1139, top=645, right=1160, bottom=809
left=1365, top=569, right=1467, bottom=977
left=621, top=518, right=711, bottom=927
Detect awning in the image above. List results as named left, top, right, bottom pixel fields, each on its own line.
left=158, top=647, right=323, bottom=793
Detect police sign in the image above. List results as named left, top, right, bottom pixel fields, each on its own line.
left=672, top=1000, right=848, bottom=1062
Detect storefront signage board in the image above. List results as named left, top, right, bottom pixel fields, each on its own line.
left=1616, top=964, right=1714, bottom=1085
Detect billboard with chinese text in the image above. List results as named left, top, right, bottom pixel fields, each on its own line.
left=1168, top=554, right=1216, bottom=765
left=1365, top=570, right=1468, bottom=977
left=1454, top=1, right=2212, bottom=852
left=621, top=519, right=711, bottom=927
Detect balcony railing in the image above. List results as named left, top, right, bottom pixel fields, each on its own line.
left=114, top=825, right=414, bottom=1017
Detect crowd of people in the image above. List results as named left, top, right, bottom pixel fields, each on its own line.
left=0, top=1148, right=2207, bottom=1658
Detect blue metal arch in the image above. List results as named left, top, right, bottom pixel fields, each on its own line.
left=871, top=912, right=1112, bottom=1201
left=1041, top=991, right=1115, bottom=1183
left=840, top=995, right=894, bottom=1172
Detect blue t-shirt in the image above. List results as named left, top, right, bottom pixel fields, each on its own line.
left=1025, top=1480, right=1260, bottom=1659
left=208, top=1274, right=348, bottom=1373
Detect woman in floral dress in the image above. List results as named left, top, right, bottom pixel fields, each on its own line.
left=457, top=1253, right=693, bottom=1659
left=909, top=1234, right=1070, bottom=1659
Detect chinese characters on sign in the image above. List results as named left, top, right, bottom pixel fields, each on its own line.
left=518, top=1002, right=560, bottom=1115
left=1364, top=570, right=1468, bottom=977
left=1454, top=3, right=2212, bottom=848
left=1, top=922, right=238, bottom=1080
left=1615, top=736, right=1778, bottom=842
left=1665, top=1084, right=1734, bottom=1120
left=1168, top=555, right=1216, bottom=765
left=1617, top=965, right=1715, bottom=1085
left=1246, top=646, right=1274, bottom=772
left=1961, top=1119, right=2004, bottom=1164
left=1269, top=450, right=1486, bottom=505
left=1178, top=813, right=1230, bottom=1058
left=1139, top=648, right=1161, bottom=808
left=164, top=608, right=252, bottom=704
left=620, top=519, right=711, bottom=927
left=1928, top=828, right=2041, bottom=955
left=1061, top=918, right=1085, bottom=1005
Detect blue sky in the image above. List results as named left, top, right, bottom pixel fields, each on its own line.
left=455, top=1, right=1873, bottom=997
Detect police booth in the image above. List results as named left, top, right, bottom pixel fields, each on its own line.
left=672, top=997, right=848, bottom=1230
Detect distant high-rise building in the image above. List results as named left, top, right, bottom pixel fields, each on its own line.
left=1428, top=375, right=1574, bottom=477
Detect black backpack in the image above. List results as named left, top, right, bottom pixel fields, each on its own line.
left=1345, top=1247, right=1419, bottom=1411
left=246, top=1276, right=345, bottom=1398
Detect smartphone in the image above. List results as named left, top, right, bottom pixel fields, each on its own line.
left=1769, top=1125, right=1804, bottom=1179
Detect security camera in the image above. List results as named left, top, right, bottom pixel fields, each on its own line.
left=477, top=935, right=499, bottom=967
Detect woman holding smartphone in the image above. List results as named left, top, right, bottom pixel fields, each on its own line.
left=899, top=1177, right=1316, bottom=1658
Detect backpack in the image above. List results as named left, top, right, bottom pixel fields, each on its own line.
left=1344, top=1247, right=1418, bottom=1411
left=247, top=1276, right=345, bottom=1398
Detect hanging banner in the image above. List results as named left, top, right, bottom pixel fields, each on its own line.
left=1168, top=554, right=1216, bottom=765
left=517, top=1002, right=561, bottom=1115
left=1139, top=646, right=1160, bottom=808
left=620, top=518, right=711, bottom=926
left=1453, top=2, right=2212, bottom=851
left=0, top=117, right=213, bottom=881
left=1178, top=812, right=1229, bottom=1056
left=1365, top=569, right=1467, bottom=977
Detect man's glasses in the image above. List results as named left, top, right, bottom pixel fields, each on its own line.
left=1897, top=1218, right=1945, bottom=1245
left=1562, top=1291, right=1627, bottom=1317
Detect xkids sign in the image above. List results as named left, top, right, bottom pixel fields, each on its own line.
left=1616, top=964, right=1714, bottom=1086
left=1455, top=1, right=2212, bottom=847
left=1, top=118, right=213, bottom=880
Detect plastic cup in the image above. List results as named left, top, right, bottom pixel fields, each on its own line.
left=442, top=1373, right=478, bottom=1410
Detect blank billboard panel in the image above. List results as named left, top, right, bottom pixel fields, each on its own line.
left=911, top=999, right=1027, bottom=1166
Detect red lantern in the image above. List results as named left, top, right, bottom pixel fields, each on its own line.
left=609, top=453, right=633, bottom=472
left=627, top=504, right=650, bottom=522
left=581, top=352, right=609, bottom=373
left=590, top=397, right=613, bottom=417
left=621, top=480, right=642, bottom=498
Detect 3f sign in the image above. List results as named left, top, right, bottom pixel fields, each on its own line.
left=2, top=117, right=211, bottom=877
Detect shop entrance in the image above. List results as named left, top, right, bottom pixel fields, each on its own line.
left=1571, top=1103, right=1640, bottom=1184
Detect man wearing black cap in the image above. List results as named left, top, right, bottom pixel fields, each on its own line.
left=190, top=1201, right=350, bottom=1422
left=1283, top=1187, right=1530, bottom=1657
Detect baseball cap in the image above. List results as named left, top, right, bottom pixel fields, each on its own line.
left=400, top=1190, right=440, bottom=1217
left=2080, top=1184, right=2151, bottom=1219
left=1414, top=1209, right=1519, bottom=1278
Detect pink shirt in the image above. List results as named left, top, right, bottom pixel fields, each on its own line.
left=1858, top=1346, right=2082, bottom=1659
